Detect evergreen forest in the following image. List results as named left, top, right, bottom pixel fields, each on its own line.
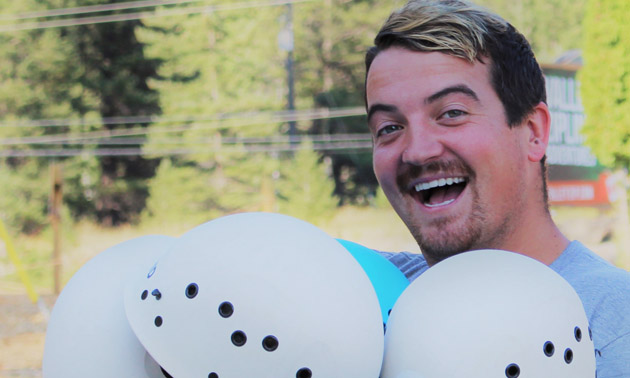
left=0, top=0, right=615, bottom=238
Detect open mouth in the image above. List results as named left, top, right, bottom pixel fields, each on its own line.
left=414, top=177, right=468, bottom=208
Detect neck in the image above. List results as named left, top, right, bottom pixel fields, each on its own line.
left=499, top=210, right=569, bottom=265
left=422, top=207, right=570, bottom=268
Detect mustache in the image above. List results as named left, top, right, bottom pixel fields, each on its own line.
left=396, top=159, right=474, bottom=191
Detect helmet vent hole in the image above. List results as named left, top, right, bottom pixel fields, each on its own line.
left=219, top=302, right=234, bottom=318
left=574, top=326, right=582, bottom=342
left=155, top=316, right=163, bottom=327
left=296, top=368, right=312, bottom=378
left=564, top=348, right=573, bottom=364
left=231, top=330, right=247, bottom=347
left=262, top=335, right=279, bottom=351
left=151, top=289, right=162, bottom=300
left=208, top=373, right=218, bottom=378
left=543, top=341, right=555, bottom=357
left=141, top=290, right=148, bottom=300
left=505, top=363, right=520, bottom=378
left=186, top=283, right=199, bottom=299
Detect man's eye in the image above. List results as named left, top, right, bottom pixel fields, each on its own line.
left=441, top=109, right=467, bottom=119
left=376, top=124, right=402, bottom=137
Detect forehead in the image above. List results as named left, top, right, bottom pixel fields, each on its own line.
left=366, top=47, right=493, bottom=107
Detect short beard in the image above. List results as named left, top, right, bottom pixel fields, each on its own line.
left=410, top=186, right=486, bottom=265
left=396, top=158, right=486, bottom=264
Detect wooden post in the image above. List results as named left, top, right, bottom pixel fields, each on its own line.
left=50, top=163, right=63, bottom=295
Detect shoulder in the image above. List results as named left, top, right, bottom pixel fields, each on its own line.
left=551, top=241, right=630, bottom=297
left=552, top=241, right=630, bottom=369
left=376, top=250, right=428, bottom=282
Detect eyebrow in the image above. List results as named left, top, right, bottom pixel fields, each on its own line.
left=367, top=103, right=399, bottom=123
left=367, top=84, right=479, bottom=123
left=425, top=84, right=479, bottom=104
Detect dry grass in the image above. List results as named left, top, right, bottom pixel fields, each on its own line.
left=321, top=205, right=420, bottom=253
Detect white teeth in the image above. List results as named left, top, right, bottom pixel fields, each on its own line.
left=425, top=199, right=456, bottom=208
left=414, top=177, right=466, bottom=192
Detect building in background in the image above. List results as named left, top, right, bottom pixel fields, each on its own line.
left=543, top=59, right=629, bottom=267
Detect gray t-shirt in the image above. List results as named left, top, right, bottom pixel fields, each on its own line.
left=378, top=241, right=630, bottom=377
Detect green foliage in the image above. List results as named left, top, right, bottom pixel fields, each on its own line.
left=294, top=1, right=399, bottom=202
left=0, top=0, right=164, bottom=228
left=294, top=0, right=400, bottom=100
left=66, top=15, right=162, bottom=224
left=139, top=6, right=285, bottom=117
left=218, top=150, right=281, bottom=212
left=476, top=0, right=586, bottom=63
left=0, top=161, right=49, bottom=234
left=579, top=0, right=630, bottom=168
left=0, top=0, right=592, bottom=234
left=0, top=1, right=79, bottom=234
left=142, top=158, right=223, bottom=226
left=277, top=142, right=338, bottom=225
left=137, top=5, right=292, bottom=220
left=0, top=4, right=82, bottom=122
left=62, top=155, right=101, bottom=221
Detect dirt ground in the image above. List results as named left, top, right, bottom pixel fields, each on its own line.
left=0, top=294, right=56, bottom=378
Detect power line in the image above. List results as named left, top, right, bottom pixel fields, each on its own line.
left=0, top=0, right=314, bottom=33
left=0, top=0, right=205, bottom=21
left=0, top=106, right=364, bottom=129
left=0, top=140, right=373, bottom=158
left=1, top=133, right=372, bottom=146
left=0, top=107, right=366, bottom=146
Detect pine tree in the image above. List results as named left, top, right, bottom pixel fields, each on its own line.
left=64, top=6, right=162, bottom=225
left=277, top=141, right=338, bottom=225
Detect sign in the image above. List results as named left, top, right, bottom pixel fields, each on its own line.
left=544, top=67, right=599, bottom=168
left=542, top=64, right=610, bottom=206
left=548, top=173, right=612, bottom=206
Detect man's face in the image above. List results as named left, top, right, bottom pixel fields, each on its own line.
left=366, top=48, right=531, bottom=265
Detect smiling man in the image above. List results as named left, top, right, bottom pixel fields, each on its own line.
left=365, top=0, right=630, bottom=375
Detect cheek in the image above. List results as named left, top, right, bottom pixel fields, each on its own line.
left=372, top=149, right=397, bottom=185
left=476, top=143, right=524, bottom=196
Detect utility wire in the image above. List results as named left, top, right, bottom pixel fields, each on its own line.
left=1, top=133, right=372, bottom=146
left=0, top=0, right=314, bottom=32
left=0, top=0, right=206, bottom=21
left=0, top=107, right=366, bottom=146
left=0, top=106, right=364, bottom=129
left=0, top=140, right=373, bottom=158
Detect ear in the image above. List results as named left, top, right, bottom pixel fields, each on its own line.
left=524, top=102, right=551, bottom=163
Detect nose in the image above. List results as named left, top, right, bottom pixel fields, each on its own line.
left=401, top=124, right=445, bottom=165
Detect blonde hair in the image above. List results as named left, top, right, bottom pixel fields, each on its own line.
left=379, top=0, right=508, bottom=63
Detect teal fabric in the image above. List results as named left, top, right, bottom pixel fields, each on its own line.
left=337, top=239, right=409, bottom=324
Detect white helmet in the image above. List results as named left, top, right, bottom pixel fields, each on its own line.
left=43, top=235, right=177, bottom=378
left=124, top=212, right=385, bottom=378
left=381, top=249, right=596, bottom=378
